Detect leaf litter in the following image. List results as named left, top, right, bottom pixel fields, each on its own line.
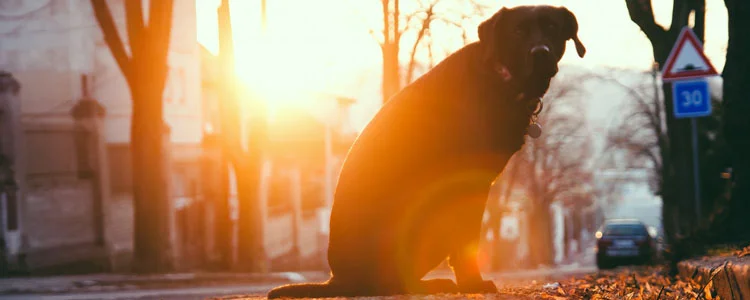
left=495, top=266, right=715, bottom=300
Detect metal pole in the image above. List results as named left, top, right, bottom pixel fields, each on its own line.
left=691, top=118, right=701, bottom=221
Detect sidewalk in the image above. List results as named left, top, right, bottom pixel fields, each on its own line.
left=677, top=247, right=750, bottom=300
left=0, top=271, right=329, bottom=295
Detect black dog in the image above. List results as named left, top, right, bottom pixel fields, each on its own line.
left=268, top=5, right=585, bottom=298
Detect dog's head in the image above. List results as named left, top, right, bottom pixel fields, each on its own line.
left=478, top=5, right=585, bottom=97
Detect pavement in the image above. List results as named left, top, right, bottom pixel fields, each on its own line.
left=0, top=271, right=327, bottom=299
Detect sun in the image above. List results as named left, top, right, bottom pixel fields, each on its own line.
left=196, top=0, right=384, bottom=117
left=225, top=0, right=367, bottom=111
left=233, top=37, right=315, bottom=109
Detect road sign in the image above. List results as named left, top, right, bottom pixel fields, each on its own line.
left=672, top=79, right=711, bottom=118
left=661, top=27, right=719, bottom=81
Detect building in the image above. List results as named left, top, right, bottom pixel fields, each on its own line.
left=0, top=0, right=202, bottom=273
left=261, top=96, right=357, bottom=270
left=198, top=46, right=358, bottom=271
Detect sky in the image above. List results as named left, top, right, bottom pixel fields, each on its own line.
left=194, top=0, right=730, bottom=131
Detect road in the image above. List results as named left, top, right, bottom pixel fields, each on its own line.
left=0, top=266, right=598, bottom=300
left=0, top=249, right=599, bottom=300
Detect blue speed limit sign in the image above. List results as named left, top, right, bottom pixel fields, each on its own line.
left=672, top=79, right=712, bottom=118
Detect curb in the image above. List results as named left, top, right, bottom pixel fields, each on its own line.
left=677, top=255, right=750, bottom=300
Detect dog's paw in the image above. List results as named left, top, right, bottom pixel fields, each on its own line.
left=458, top=280, right=498, bottom=294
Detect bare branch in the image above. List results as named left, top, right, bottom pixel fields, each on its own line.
left=624, top=0, right=667, bottom=42
left=124, top=1, right=144, bottom=55
left=91, top=0, right=131, bottom=78
left=381, top=0, right=390, bottom=46
left=393, top=0, right=401, bottom=43
left=692, top=0, right=706, bottom=41
left=405, top=1, right=437, bottom=84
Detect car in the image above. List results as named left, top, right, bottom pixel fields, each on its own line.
left=595, top=219, right=656, bottom=269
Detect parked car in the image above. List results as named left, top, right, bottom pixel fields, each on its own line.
left=595, top=219, right=656, bottom=269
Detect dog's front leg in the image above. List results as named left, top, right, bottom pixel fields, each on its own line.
left=449, top=241, right=498, bottom=294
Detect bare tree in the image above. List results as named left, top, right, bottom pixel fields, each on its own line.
left=600, top=69, right=666, bottom=195
left=482, top=73, right=593, bottom=268
left=374, top=0, right=490, bottom=104
left=514, top=74, right=594, bottom=267
left=90, top=0, right=174, bottom=272
left=216, top=0, right=266, bottom=272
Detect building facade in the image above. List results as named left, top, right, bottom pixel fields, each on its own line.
left=0, top=0, right=202, bottom=273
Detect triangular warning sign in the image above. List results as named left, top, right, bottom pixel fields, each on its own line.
left=661, top=27, right=719, bottom=81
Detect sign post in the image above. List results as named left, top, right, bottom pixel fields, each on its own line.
left=661, top=27, right=719, bottom=222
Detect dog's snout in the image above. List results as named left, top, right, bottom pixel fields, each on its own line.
left=530, top=45, right=551, bottom=57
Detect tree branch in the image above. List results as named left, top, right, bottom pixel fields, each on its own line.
left=692, top=0, right=706, bottom=42
left=405, top=2, right=436, bottom=84
left=124, top=0, right=144, bottom=55
left=624, top=0, right=667, bottom=42
left=148, top=0, right=174, bottom=61
left=382, top=0, right=390, bottom=46
left=91, top=0, right=131, bottom=78
left=393, top=0, right=401, bottom=43
left=670, top=0, right=690, bottom=30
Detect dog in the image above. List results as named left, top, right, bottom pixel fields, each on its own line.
left=268, top=5, right=585, bottom=298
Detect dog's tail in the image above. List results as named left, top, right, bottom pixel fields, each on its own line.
left=267, top=279, right=348, bottom=299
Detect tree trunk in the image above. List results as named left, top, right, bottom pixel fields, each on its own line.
left=529, top=205, right=554, bottom=267
left=722, top=0, right=750, bottom=242
left=381, top=0, right=401, bottom=104
left=624, top=0, right=707, bottom=243
left=213, top=155, right=232, bottom=269
left=217, top=0, right=266, bottom=271
left=90, top=0, right=175, bottom=273
left=130, top=75, right=172, bottom=272
left=235, top=152, right=266, bottom=272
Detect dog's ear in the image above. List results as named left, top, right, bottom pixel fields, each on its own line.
left=559, top=7, right=586, bottom=58
left=478, top=7, right=507, bottom=63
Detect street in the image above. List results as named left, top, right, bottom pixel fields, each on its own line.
left=0, top=245, right=731, bottom=300
left=0, top=265, right=713, bottom=300
left=0, top=266, right=597, bottom=300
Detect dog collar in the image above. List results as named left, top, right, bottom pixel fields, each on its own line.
left=525, top=96, right=544, bottom=139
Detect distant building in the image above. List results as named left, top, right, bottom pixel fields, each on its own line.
left=199, top=46, right=357, bottom=271
left=0, top=0, right=201, bottom=273
left=261, top=97, right=357, bottom=270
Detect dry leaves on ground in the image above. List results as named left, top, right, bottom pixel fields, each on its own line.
left=735, top=245, right=750, bottom=258
left=497, top=266, right=716, bottom=300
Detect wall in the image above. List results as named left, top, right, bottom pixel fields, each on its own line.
left=0, top=0, right=203, bottom=272
left=0, top=0, right=202, bottom=144
left=18, top=121, right=102, bottom=270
